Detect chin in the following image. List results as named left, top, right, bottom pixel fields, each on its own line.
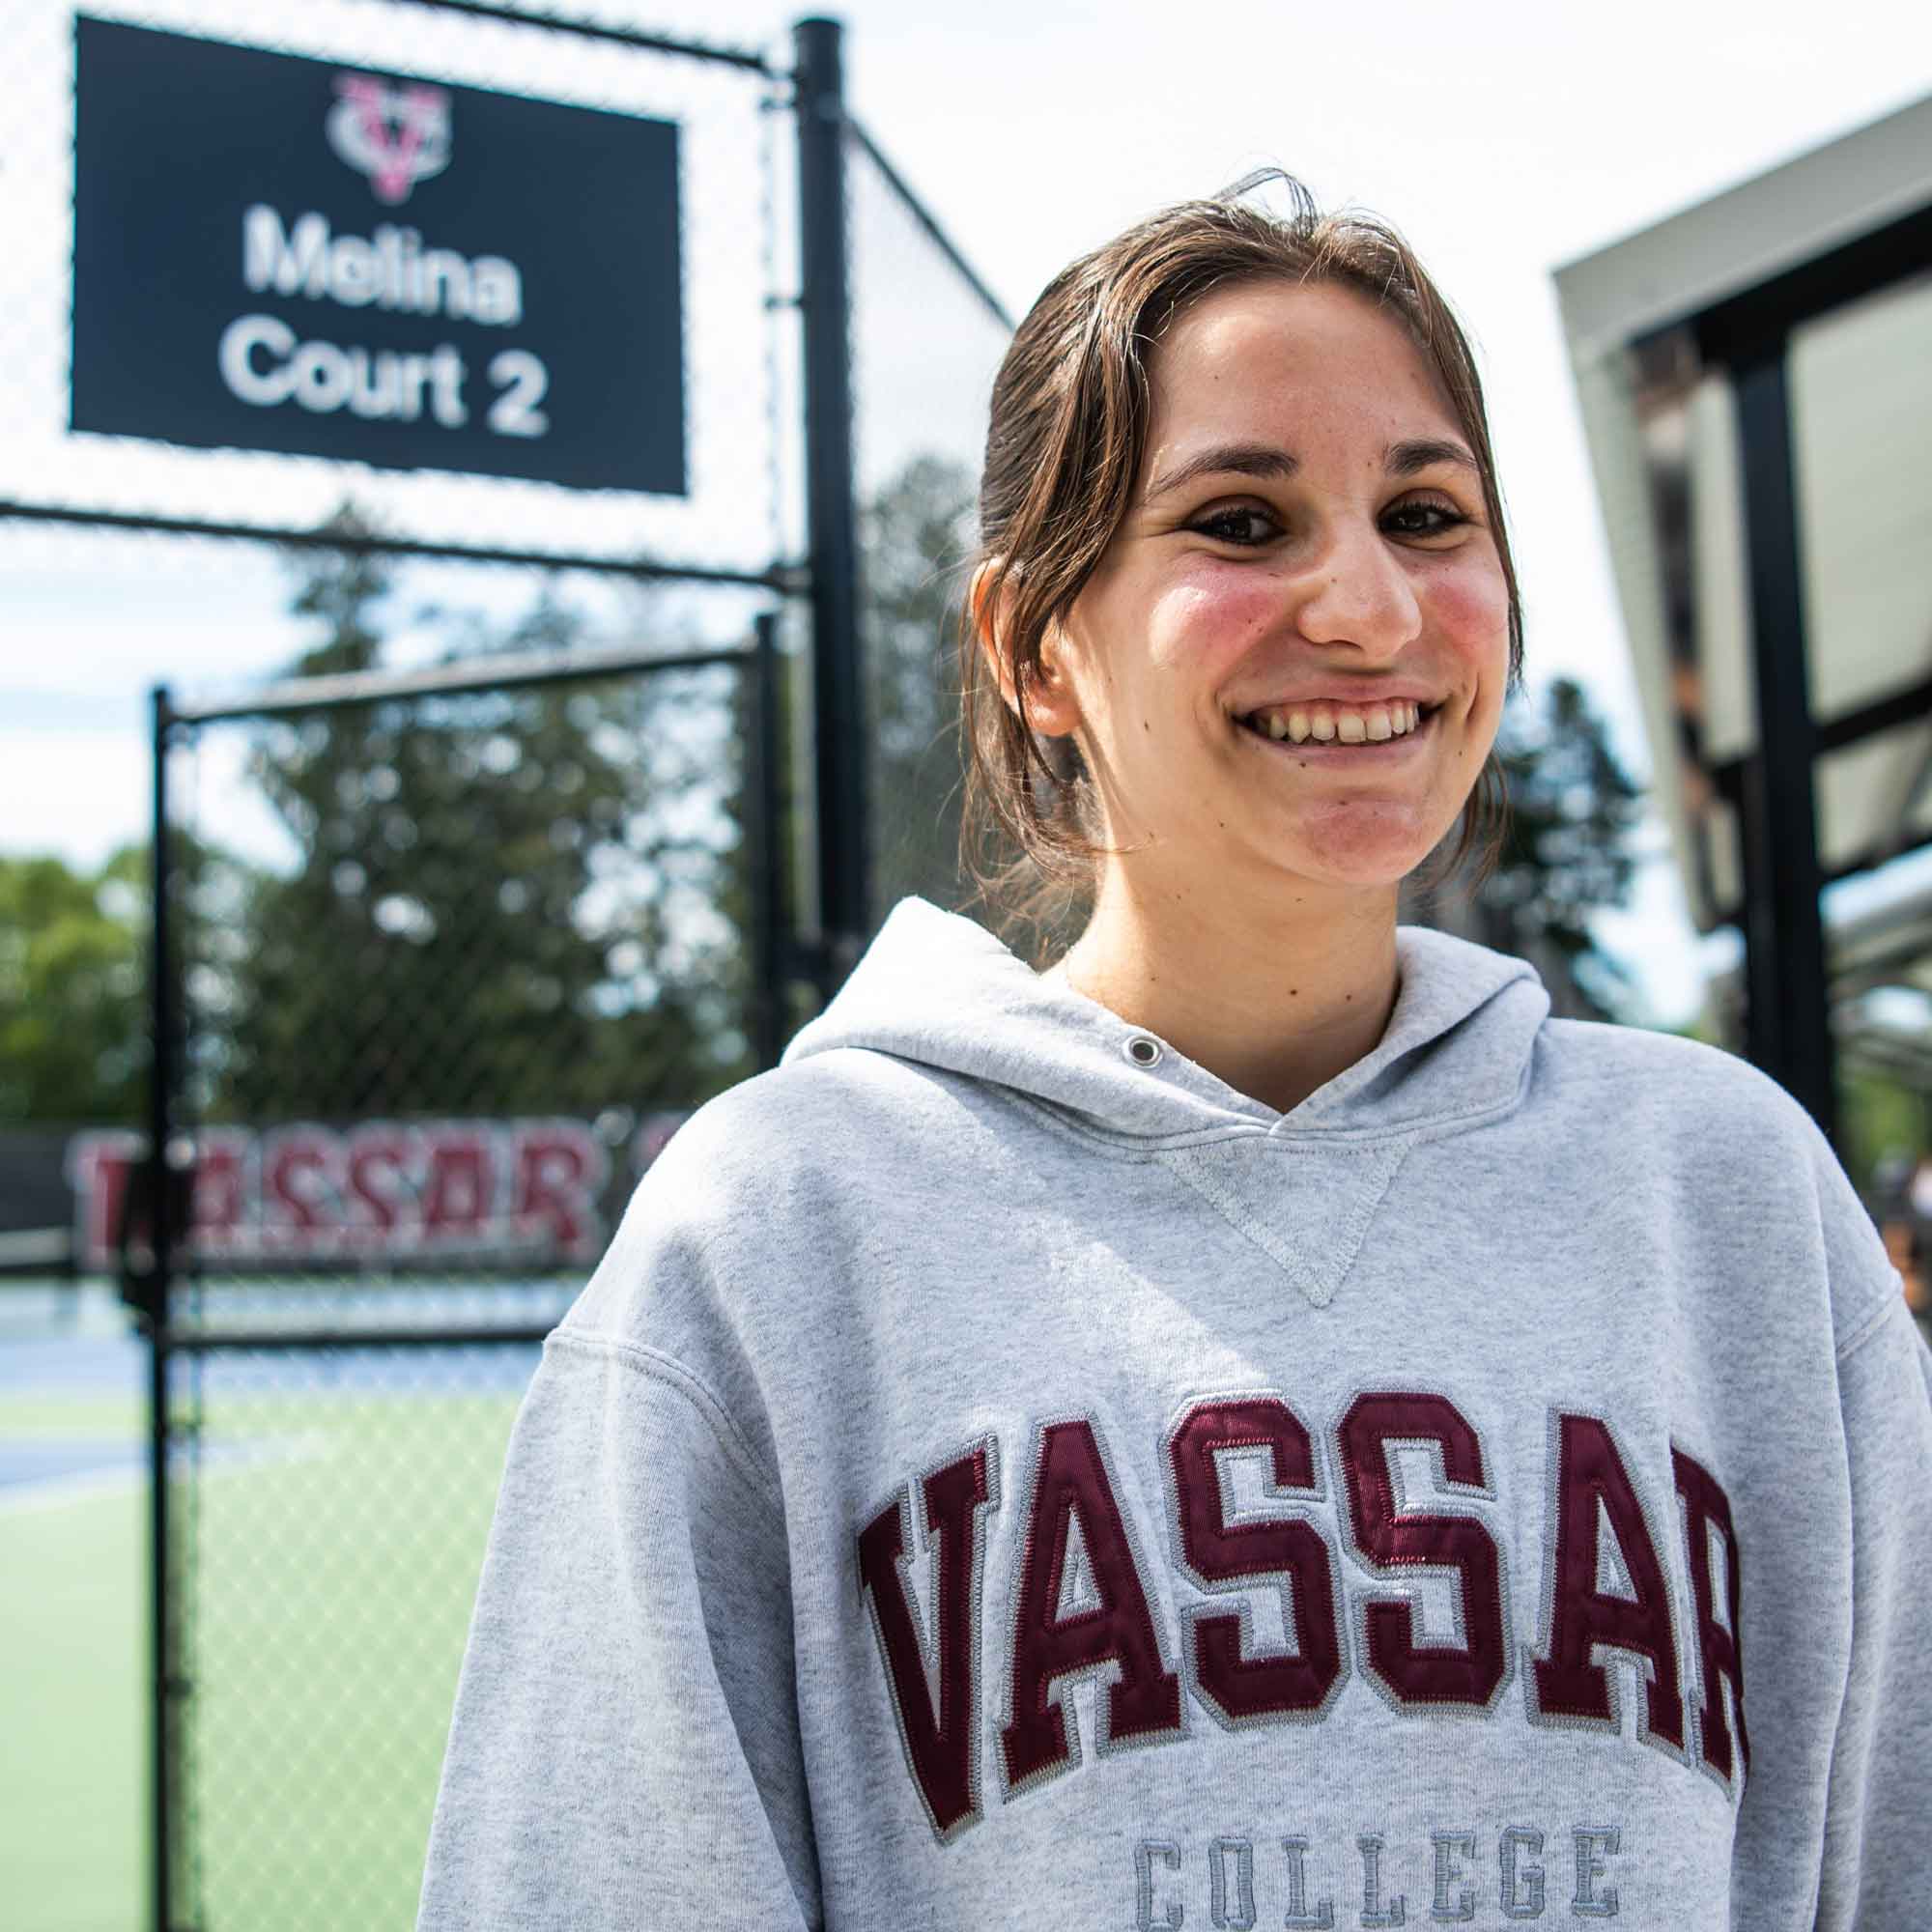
left=1267, top=807, right=1451, bottom=888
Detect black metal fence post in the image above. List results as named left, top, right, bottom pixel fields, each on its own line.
left=146, top=684, right=177, bottom=1932
left=1732, top=346, right=1837, bottom=1149
left=749, top=611, right=787, bottom=1070
left=794, top=14, right=868, bottom=1003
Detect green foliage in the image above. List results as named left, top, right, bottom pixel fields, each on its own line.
left=1480, top=676, right=1647, bottom=1019
left=862, top=453, right=978, bottom=917
left=0, top=481, right=1666, bottom=1137
left=1839, top=1063, right=1928, bottom=1200
left=0, top=846, right=147, bottom=1122
left=207, top=527, right=752, bottom=1123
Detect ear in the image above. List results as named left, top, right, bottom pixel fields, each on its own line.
left=971, top=560, right=1083, bottom=740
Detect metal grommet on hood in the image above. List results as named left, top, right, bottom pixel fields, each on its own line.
left=1122, top=1035, right=1163, bottom=1068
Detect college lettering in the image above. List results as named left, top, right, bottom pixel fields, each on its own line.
left=1130, top=1823, right=1628, bottom=1928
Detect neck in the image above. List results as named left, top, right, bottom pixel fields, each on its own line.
left=1055, top=865, right=1402, bottom=1117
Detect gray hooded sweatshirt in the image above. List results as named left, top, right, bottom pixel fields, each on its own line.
left=416, top=898, right=1932, bottom=1931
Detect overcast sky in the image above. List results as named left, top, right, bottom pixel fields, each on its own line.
left=6, top=0, right=1930, bottom=1028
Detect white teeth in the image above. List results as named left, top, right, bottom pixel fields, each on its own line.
left=1250, top=699, right=1430, bottom=742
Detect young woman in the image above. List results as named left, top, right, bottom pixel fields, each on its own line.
left=417, top=180, right=1932, bottom=1931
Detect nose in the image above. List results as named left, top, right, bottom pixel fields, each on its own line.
left=1290, top=517, right=1422, bottom=660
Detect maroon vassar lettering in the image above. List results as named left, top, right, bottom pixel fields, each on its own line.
left=857, top=1394, right=1747, bottom=1828
left=67, top=1119, right=614, bottom=1267
left=856, top=1440, right=995, bottom=1837
left=1168, top=1397, right=1343, bottom=1720
left=1002, top=1419, right=1183, bottom=1790
left=1532, top=1412, right=1686, bottom=1749
left=1337, top=1391, right=1510, bottom=1708
left=1674, top=1445, right=1751, bottom=1784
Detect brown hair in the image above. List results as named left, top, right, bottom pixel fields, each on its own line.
left=958, top=171, right=1521, bottom=955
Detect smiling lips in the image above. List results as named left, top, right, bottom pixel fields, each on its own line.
left=1240, top=698, right=1433, bottom=745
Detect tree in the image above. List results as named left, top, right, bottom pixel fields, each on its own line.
left=1840, top=1063, right=1928, bottom=1202
left=1472, top=676, right=1647, bottom=1020
left=213, top=525, right=752, bottom=1124
left=0, top=847, right=147, bottom=1122
left=861, top=453, right=979, bottom=917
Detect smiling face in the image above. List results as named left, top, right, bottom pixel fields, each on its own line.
left=1020, top=277, right=1512, bottom=904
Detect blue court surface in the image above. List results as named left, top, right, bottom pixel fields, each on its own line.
left=2, top=1282, right=558, bottom=1522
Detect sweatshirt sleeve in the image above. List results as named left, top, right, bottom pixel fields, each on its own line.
left=1812, top=1290, right=1932, bottom=1929
left=414, top=1329, right=821, bottom=1931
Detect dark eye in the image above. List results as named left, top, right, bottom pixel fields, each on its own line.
left=1383, top=498, right=1469, bottom=539
left=1191, top=506, right=1278, bottom=547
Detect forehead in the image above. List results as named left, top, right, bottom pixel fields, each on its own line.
left=1145, top=278, right=1457, bottom=453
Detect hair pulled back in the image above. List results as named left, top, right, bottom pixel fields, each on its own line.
left=959, top=171, right=1522, bottom=952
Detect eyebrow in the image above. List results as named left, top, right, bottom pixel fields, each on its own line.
left=1385, top=437, right=1480, bottom=478
left=1143, top=436, right=1478, bottom=500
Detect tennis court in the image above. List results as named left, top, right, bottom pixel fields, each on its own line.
left=3, top=1284, right=542, bottom=1932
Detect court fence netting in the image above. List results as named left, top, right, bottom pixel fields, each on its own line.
left=0, top=3, right=1011, bottom=1926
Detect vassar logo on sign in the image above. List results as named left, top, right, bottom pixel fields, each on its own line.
left=327, top=73, right=452, bottom=206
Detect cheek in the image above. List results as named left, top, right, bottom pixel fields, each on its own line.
left=1146, top=570, right=1280, bottom=672
left=1425, top=555, right=1509, bottom=651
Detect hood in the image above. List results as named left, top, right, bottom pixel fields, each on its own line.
left=781, top=898, right=1551, bottom=1307
left=784, top=896, right=1548, bottom=1143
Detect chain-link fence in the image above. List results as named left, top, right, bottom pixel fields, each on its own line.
left=145, top=624, right=776, bottom=1931
left=2, top=4, right=796, bottom=1923
left=843, top=118, right=1013, bottom=922
left=0, top=0, right=789, bottom=579
left=1, top=5, right=1019, bottom=1926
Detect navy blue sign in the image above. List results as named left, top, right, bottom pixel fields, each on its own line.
left=71, top=17, right=686, bottom=493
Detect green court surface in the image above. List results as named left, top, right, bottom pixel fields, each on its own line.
left=2, top=1466, right=147, bottom=1932
left=2, top=1384, right=522, bottom=1932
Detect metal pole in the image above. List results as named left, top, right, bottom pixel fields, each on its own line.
left=749, top=612, right=786, bottom=1070
left=793, top=15, right=869, bottom=1003
left=170, top=639, right=753, bottom=726
left=403, top=0, right=775, bottom=71
left=146, top=687, right=176, bottom=1932
left=1731, top=348, right=1837, bottom=1148
left=0, top=498, right=793, bottom=591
